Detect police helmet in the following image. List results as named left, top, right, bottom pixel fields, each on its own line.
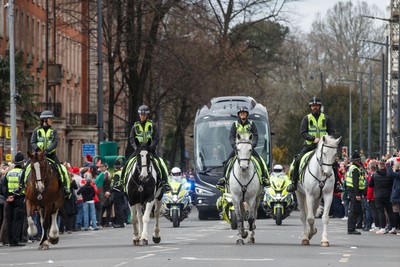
left=352, top=150, right=361, bottom=161
left=40, top=110, right=55, bottom=119
left=273, top=164, right=283, bottom=173
left=171, top=167, right=182, bottom=176
left=114, top=159, right=123, bottom=168
left=237, top=106, right=249, bottom=116
left=138, top=105, right=150, bottom=115
left=14, top=152, right=25, bottom=164
left=308, top=97, right=322, bottom=107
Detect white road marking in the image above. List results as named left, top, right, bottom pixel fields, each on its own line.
left=182, top=257, right=274, bottom=261
left=134, top=254, right=155, bottom=259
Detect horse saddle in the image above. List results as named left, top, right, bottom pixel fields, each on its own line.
left=24, top=158, right=68, bottom=183
left=298, top=150, right=316, bottom=182
left=225, top=156, right=263, bottom=184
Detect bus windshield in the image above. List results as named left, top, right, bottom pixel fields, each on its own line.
left=195, top=118, right=270, bottom=171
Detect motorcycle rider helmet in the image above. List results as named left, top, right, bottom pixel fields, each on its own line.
left=40, top=110, right=55, bottom=119
left=138, top=105, right=150, bottom=115
left=237, top=106, right=249, bottom=117
left=308, top=97, right=322, bottom=107
left=273, top=164, right=283, bottom=173
left=171, top=167, right=182, bottom=176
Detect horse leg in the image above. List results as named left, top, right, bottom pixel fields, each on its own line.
left=320, top=193, right=333, bottom=247
left=296, top=192, right=309, bottom=245
left=48, top=211, right=60, bottom=244
left=140, top=201, right=154, bottom=245
left=39, top=215, right=50, bottom=250
left=152, top=199, right=162, bottom=244
left=26, top=202, right=38, bottom=237
left=233, top=201, right=247, bottom=245
left=305, top=193, right=318, bottom=241
left=130, top=205, right=140, bottom=246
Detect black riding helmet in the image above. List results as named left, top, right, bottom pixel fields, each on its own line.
left=237, top=106, right=249, bottom=117
left=308, top=97, right=322, bottom=107
left=14, top=152, right=25, bottom=165
left=138, top=105, right=150, bottom=115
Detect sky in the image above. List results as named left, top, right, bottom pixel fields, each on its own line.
left=289, top=0, right=390, bottom=33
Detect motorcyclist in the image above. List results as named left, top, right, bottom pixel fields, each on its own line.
left=216, top=106, right=270, bottom=191
left=271, top=164, right=287, bottom=178
left=287, top=97, right=341, bottom=193
left=127, top=105, right=171, bottom=192
left=170, top=167, right=187, bottom=184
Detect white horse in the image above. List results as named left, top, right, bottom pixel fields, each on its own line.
left=229, top=132, right=264, bottom=245
left=125, top=145, right=162, bottom=246
left=295, top=135, right=341, bottom=247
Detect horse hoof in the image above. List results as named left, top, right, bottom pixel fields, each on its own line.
left=241, top=231, right=248, bottom=239
left=249, top=224, right=256, bottom=231
left=39, top=245, right=49, bottom=250
left=321, top=241, right=329, bottom=247
left=141, top=239, right=148, bottom=246
left=133, top=240, right=140, bottom=246
left=49, top=237, right=59, bottom=245
left=236, top=239, right=245, bottom=245
left=152, top=236, right=161, bottom=244
left=308, top=228, right=317, bottom=240
left=248, top=237, right=255, bottom=244
left=302, top=239, right=310, bottom=245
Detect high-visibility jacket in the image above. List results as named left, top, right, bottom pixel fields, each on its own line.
left=36, top=128, right=56, bottom=153
left=235, top=121, right=253, bottom=135
left=133, top=120, right=153, bottom=143
left=345, top=164, right=366, bottom=190
left=306, top=113, right=328, bottom=145
left=6, top=167, right=23, bottom=193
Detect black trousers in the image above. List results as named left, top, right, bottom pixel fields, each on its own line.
left=112, top=191, right=125, bottom=225
left=375, top=196, right=394, bottom=229
left=347, top=190, right=362, bottom=232
left=5, top=196, right=26, bottom=245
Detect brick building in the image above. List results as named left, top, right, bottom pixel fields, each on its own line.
left=0, top=1, right=128, bottom=166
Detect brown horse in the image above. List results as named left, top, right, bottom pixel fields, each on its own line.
left=25, top=150, right=65, bottom=250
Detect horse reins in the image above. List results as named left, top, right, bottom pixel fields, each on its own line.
left=307, top=142, right=338, bottom=199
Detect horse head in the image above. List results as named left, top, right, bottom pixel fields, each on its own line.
left=318, top=135, right=342, bottom=178
left=136, top=142, right=152, bottom=182
left=28, top=149, right=50, bottom=193
left=235, top=132, right=253, bottom=171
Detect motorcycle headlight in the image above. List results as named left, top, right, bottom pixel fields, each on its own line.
left=172, top=195, right=178, bottom=202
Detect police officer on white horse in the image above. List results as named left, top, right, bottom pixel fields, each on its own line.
left=216, top=106, right=270, bottom=190
left=288, top=97, right=340, bottom=193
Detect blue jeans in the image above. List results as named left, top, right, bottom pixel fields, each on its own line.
left=82, top=201, right=97, bottom=229
left=75, top=202, right=84, bottom=229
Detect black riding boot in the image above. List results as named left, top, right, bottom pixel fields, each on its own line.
left=161, top=168, right=171, bottom=192
left=288, top=156, right=300, bottom=192
left=216, top=161, right=228, bottom=191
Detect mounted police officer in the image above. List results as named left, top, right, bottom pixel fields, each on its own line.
left=128, top=105, right=171, bottom=192
left=346, top=150, right=365, bottom=235
left=216, top=106, right=270, bottom=190
left=288, top=97, right=340, bottom=193
left=3, top=152, right=26, bottom=246
left=30, top=110, right=70, bottom=196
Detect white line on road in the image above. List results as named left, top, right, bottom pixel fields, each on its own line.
left=134, top=254, right=156, bottom=259
left=112, top=262, right=129, bottom=267
left=182, top=257, right=274, bottom=261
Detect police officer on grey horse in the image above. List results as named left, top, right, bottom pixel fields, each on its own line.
left=288, top=97, right=341, bottom=193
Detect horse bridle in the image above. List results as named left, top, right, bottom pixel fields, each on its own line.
left=235, top=140, right=252, bottom=165
left=31, top=157, right=52, bottom=200
left=234, top=139, right=257, bottom=201
left=134, top=152, right=154, bottom=193
left=307, top=142, right=338, bottom=198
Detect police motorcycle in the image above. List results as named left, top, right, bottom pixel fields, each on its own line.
left=162, top=167, right=192, bottom=227
left=216, top=189, right=237, bottom=229
left=262, top=165, right=295, bottom=225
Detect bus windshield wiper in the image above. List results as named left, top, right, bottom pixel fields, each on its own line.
left=198, top=166, right=223, bottom=175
